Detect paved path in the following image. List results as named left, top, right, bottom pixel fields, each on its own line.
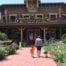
left=0, top=47, right=57, bottom=66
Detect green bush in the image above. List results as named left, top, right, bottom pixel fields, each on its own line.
left=62, top=34, right=66, bottom=44
left=43, top=44, right=51, bottom=52
left=43, top=40, right=55, bottom=52
left=8, top=43, right=18, bottom=55
left=0, top=32, right=8, bottom=41
left=52, top=48, right=64, bottom=63
left=43, top=41, right=66, bottom=63
left=0, top=46, right=9, bottom=60
left=0, top=42, right=18, bottom=60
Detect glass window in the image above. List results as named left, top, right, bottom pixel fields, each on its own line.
left=37, top=15, right=42, bottom=19
left=7, top=16, right=9, bottom=22
left=50, top=15, right=56, bottom=20
left=3, top=16, right=6, bottom=22
left=17, top=15, right=23, bottom=18
left=10, top=16, right=16, bottom=22
left=62, top=15, right=66, bottom=20
left=23, top=15, right=30, bottom=19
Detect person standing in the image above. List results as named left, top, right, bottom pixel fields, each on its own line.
left=35, top=36, right=43, bottom=57
left=30, top=45, right=35, bottom=58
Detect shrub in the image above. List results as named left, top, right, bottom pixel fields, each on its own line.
left=8, top=43, right=18, bottom=55
left=0, top=46, right=9, bottom=60
left=0, top=32, right=8, bottom=41
left=43, top=44, right=51, bottom=52
left=62, top=34, right=66, bottom=44
left=52, top=48, right=64, bottom=63
left=0, top=42, right=18, bottom=60
left=50, top=44, right=66, bottom=63
left=43, top=41, right=66, bottom=63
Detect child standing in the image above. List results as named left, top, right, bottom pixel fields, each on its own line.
left=30, top=45, right=34, bottom=57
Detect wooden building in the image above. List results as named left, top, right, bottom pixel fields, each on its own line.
left=0, top=0, right=66, bottom=45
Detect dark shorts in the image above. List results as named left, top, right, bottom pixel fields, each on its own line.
left=37, top=46, right=41, bottom=50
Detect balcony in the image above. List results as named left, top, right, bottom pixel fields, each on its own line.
left=0, top=19, right=47, bottom=26
left=0, top=18, right=66, bottom=26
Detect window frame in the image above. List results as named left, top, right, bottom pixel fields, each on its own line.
left=62, top=14, right=66, bottom=20
left=22, top=14, right=30, bottom=19
left=49, top=13, right=57, bottom=20
left=9, top=14, right=17, bottom=22
left=35, top=14, right=43, bottom=19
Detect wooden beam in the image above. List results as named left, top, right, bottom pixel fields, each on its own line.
left=44, top=27, right=46, bottom=42
left=21, top=27, right=23, bottom=45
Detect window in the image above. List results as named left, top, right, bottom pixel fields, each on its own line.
left=49, top=13, right=57, bottom=20
left=23, top=14, right=30, bottom=19
left=24, top=16, right=29, bottom=19
left=50, top=15, right=56, bottom=20
left=10, top=16, right=16, bottom=22
left=63, top=16, right=66, bottom=20
left=17, top=15, right=23, bottom=18
left=3, top=16, right=6, bottom=22
left=62, top=14, right=66, bottom=20
left=7, top=16, right=9, bottom=22
left=36, top=14, right=43, bottom=19
left=37, top=15, right=42, bottom=19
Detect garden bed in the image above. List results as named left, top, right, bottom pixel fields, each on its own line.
left=43, top=41, right=66, bottom=65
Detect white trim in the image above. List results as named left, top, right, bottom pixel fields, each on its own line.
left=9, top=14, right=17, bottom=16
left=49, top=13, right=57, bottom=15
left=9, top=14, right=17, bottom=22
left=22, top=14, right=30, bottom=19
left=49, top=13, right=57, bottom=19
left=63, top=14, right=66, bottom=16
left=35, top=14, right=43, bottom=19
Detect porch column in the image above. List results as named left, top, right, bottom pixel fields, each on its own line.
left=43, top=27, right=46, bottom=42
left=59, top=7, right=62, bottom=39
left=5, top=9, right=7, bottom=22
left=21, top=27, right=23, bottom=45
left=59, top=28, right=62, bottom=39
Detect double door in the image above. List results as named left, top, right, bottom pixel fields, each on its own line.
left=27, top=29, right=41, bottom=45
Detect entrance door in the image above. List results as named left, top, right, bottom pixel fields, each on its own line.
left=27, top=29, right=41, bottom=45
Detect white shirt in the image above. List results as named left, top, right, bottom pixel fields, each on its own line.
left=35, top=38, right=42, bottom=46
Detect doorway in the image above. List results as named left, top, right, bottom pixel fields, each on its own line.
left=26, top=29, right=41, bottom=45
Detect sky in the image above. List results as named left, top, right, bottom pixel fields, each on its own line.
left=0, top=0, right=66, bottom=5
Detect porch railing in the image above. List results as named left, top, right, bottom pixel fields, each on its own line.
left=0, top=19, right=66, bottom=26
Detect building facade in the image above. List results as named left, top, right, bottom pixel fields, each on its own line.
left=0, top=0, right=66, bottom=45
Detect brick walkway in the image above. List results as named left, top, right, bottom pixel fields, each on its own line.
left=0, top=47, right=57, bottom=66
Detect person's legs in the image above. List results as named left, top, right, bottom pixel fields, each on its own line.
left=30, top=45, right=34, bottom=57
left=37, top=50, right=41, bottom=57
left=37, top=46, right=41, bottom=57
